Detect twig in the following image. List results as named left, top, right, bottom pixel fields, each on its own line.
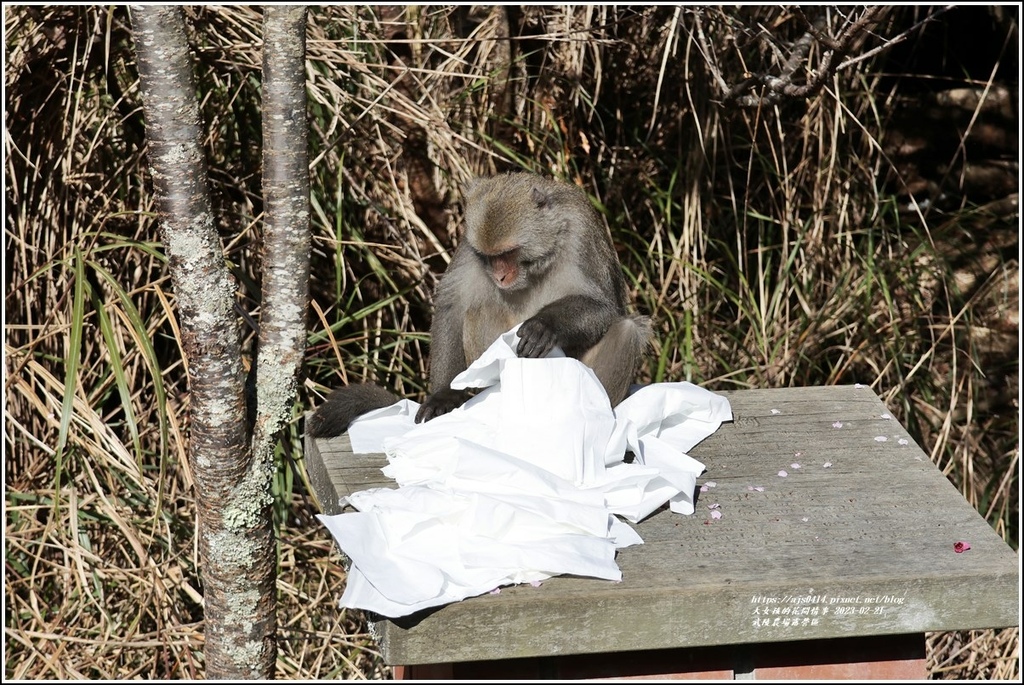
left=713, top=6, right=909, bottom=107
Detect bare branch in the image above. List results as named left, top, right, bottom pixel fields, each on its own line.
left=697, top=5, right=937, bottom=108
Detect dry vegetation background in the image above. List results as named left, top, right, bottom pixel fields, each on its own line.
left=4, top=4, right=1019, bottom=680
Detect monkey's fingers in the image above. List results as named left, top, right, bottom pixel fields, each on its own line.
left=414, top=400, right=446, bottom=423
left=415, top=388, right=470, bottom=423
left=516, top=319, right=558, bottom=358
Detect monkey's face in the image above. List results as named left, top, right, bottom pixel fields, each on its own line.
left=469, top=235, right=554, bottom=293
left=462, top=173, right=561, bottom=292
left=484, top=248, right=523, bottom=290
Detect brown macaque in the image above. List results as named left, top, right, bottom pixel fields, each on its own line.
left=308, top=172, right=651, bottom=438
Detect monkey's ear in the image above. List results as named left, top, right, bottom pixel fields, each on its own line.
left=462, top=177, right=484, bottom=199
left=530, top=185, right=552, bottom=208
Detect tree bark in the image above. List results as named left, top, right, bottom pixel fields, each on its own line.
left=131, top=6, right=276, bottom=678
left=253, top=5, right=310, bottom=465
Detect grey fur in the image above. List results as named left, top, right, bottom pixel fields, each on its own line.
left=306, top=384, right=399, bottom=438
left=418, top=173, right=650, bottom=422
left=309, top=172, right=652, bottom=437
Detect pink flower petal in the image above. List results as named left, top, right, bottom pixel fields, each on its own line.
left=953, top=541, right=971, bottom=554
left=881, top=413, right=892, bottom=420
left=791, top=463, right=801, bottom=469
left=530, top=580, right=543, bottom=587
left=754, top=486, right=765, bottom=492
left=710, top=510, right=722, bottom=520
left=770, top=408, right=781, bottom=415
left=832, top=421, right=843, bottom=428
left=778, top=470, right=788, bottom=477
left=705, top=481, right=717, bottom=488
left=801, top=517, right=809, bottom=522
left=898, top=438, right=909, bottom=446
left=823, top=461, right=833, bottom=468
left=700, top=485, right=709, bottom=492
left=707, top=502, right=721, bottom=510
left=874, top=436, right=888, bottom=442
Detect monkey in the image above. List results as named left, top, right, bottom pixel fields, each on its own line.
left=416, top=172, right=651, bottom=421
left=307, top=172, right=651, bottom=438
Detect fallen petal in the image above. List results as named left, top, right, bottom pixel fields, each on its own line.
left=874, top=436, right=888, bottom=442
left=953, top=541, right=972, bottom=554
left=832, top=421, right=843, bottom=428
left=710, top=510, right=722, bottom=520
left=778, top=470, right=788, bottom=477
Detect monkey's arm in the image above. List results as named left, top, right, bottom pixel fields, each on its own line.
left=416, top=249, right=476, bottom=423
left=307, top=384, right=400, bottom=438
left=417, top=311, right=475, bottom=420
left=517, top=294, right=622, bottom=359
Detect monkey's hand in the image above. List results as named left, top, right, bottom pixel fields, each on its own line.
left=516, top=316, right=560, bottom=358
left=415, top=388, right=473, bottom=423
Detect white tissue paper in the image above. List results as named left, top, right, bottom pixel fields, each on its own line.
left=317, top=325, right=732, bottom=618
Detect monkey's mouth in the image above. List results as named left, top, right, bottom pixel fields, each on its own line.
left=492, top=274, right=521, bottom=290
left=492, top=272, right=532, bottom=293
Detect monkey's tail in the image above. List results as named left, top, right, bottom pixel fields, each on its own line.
left=307, top=383, right=401, bottom=438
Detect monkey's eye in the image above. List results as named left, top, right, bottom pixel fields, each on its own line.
left=520, top=250, right=544, bottom=266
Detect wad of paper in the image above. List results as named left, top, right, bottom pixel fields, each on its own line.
left=317, top=326, right=733, bottom=617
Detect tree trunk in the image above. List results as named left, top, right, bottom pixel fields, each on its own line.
left=131, top=6, right=276, bottom=678
left=253, top=5, right=310, bottom=473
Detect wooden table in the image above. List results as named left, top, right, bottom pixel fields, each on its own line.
left=305, top=385, right=1019, bottom=679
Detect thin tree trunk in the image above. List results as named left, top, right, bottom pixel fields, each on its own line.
left=131, top=6, right=276, bottom=678
left=253, top=5, right=310, bottom=468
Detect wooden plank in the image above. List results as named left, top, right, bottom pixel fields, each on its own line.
left=305, top=385, right=1019, bottom=666
left=304, top=433, right=394, bottom=515
left=395, top=633, right=926, bottom=679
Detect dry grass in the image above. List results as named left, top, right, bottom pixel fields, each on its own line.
left=5, top=5, right=1018, bottom=679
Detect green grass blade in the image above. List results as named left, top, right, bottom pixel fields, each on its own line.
left=54, top=246, right=88, bottom=511
left=87, top=261, right=172, bottom=510
left=86, top=263, right=143, bottom=469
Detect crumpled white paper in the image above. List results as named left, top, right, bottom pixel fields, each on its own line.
left=317, top=326, right=732, bottom=617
